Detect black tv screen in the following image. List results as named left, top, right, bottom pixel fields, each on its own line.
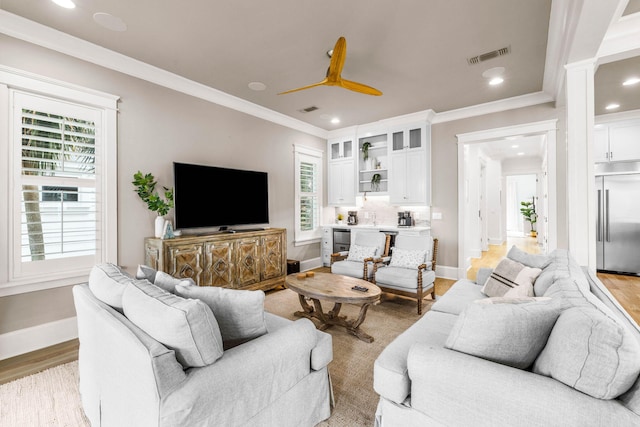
left=173, top=162, right=269, bottom=230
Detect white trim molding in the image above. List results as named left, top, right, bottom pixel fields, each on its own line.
left=0, top=316, right=78, bottom=360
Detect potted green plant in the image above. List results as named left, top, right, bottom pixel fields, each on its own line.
left=371, top=173, right=381, bottom=192
left=362, top=142, right=372, bottom=161
left=132, top=171, right=174, bottom=237
left=520, top=199, right=537, bottom=237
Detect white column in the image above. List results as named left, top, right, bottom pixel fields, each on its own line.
left=565, top=59, right=596, bottom=268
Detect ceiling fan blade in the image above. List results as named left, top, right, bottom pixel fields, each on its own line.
left=327, top=36, right=347, bottom=82
left=340, top=79, right=383, bottom=96
left=277, top=79, right=328, bottom=95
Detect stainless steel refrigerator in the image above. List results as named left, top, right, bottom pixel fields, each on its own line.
left=596, top=162, right=640, bottom=275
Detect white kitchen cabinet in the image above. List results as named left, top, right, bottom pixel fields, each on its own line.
left=321, top=226, right=333, bottom=266
left=594, top=120, right=640, bottom=163
left=358, top=133, right=389, bottom=194
left=389, top=124, right=431, bottom=205
left=327, top=137, right=356, bottom=206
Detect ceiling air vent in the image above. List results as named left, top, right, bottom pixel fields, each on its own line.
left=467, top=46, right=511, bottom=65
left=299, top=106, right=319, bottom=113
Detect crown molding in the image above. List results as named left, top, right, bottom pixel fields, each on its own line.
left=0, top=10, right=328, bottom=139
left=597, top=12, right=640, bottom=64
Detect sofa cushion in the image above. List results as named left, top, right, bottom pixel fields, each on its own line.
left=375, top=266, right=435, bottom=290
left=374, top=310, right=459, bottom=404
left=507, top=245, right=552, bottom=269
left=175, top=284, right=267, bottom=346
left=88, top=263, right=135, bottom=311
left=122, top=279, right=224, bottom=368
left=136, top=264, right=157, bottom=283
left=389, top=248, right=427, bottom=269
left=533, top=306, right=640, bottom=399
left=482, top=258, right=541, bottom=298
left=347, top=244, right=377, bottom=262
left=445, top=298, right=561, bottom=369
left=431, top=279, right=486, bottom=315
left=534, top=249, right=589, bottom=296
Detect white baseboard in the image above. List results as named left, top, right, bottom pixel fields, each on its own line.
left=0, top=316, right=78, bottom=361
left=435, top=265, right=459, bottom=280
left=301, top=257, right=323, bottom=272
left=489, top=237, right=504, bottom=245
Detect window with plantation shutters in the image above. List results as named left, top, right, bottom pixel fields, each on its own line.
left=294, top=146, right=323, bottom=244
left=1, top=71, right=118, bottom=294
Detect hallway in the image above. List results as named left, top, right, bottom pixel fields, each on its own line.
left=467, top=235, right=540, bottom=281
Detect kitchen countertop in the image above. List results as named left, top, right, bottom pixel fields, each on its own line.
left=322, top=224, right=431, bottom=232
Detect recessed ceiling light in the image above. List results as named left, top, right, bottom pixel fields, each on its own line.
left=489, top=77, right=504, bottom=86
left=52, top=0, right=75, bottom=9
left=511, top=145, right=519, bottom=148
left=93, top=13, right=127, bottom=31
left=623, top=77, right=640, bottom=86
left=517, top=152, right=525, bottom=156
left=248, top=82, right=266, bottom=91
left=331, top=117, right=340, bottom=124
left=605, top=103, right=620, bottom=110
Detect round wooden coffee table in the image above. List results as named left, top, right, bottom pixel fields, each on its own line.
left=285, top=272, right=382, bottom=343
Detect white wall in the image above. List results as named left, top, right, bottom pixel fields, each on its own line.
left=485, top=158, right=503, bottom=244
left=505, top=174, right=537, bottom=235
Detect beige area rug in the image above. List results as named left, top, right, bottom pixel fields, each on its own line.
left=0, top=290, right=431, bottom=427
left=0, top=360, right=89, bottom=427
left=264, top=288, right=431, bottom=426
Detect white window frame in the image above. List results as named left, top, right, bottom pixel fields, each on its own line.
left=0, top=65, right=119, bottom=296
left=293, top=145, right=323, bottom=245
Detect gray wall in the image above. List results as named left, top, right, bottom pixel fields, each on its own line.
left=430, top=103, right=568, bottom=268
left=0, top=35, right=324, bottom=334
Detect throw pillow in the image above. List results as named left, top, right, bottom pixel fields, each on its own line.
left=174, top=284, right=268, bottom=346
left=153, top=270, right=196, bottom=293
left=136, top=264, right=157, bottom=283
left=507, top=245, right=552, bottom=269
left=445, top=298, right=561, bottom=369
left=389, top=248, right=427, bottom=269
left=481, top=258, right=541, bottom=298
left=533, top=306, right=640, bottom=399
left=122, top=279, right=224, bottom=368
left=346, top=244, right=377, bottom=262
left=88, top=263, right=135, bottom=310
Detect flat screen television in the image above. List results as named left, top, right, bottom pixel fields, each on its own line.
left=173, top=162, right=269, bottom=230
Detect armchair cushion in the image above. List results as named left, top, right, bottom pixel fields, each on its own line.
left=347, top=244, right=378, bottom=262
left=122, top=279, right=224, bottom=368
left=175, top=284, right=268, bottom=345
left=332, top=259, right=375, bottom=279
left=375, top=267, right=435, bottom=290
left=389, top=248, right=428, bottom=269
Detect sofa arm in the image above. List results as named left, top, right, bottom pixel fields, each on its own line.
left=407, top=344, right=639, bottom=426
left=162, top=318, right=327, bottom=426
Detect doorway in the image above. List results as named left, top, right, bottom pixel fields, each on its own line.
left=506, top=174, right=537, bottom=236
left=456, top=120, right=557, bottom=279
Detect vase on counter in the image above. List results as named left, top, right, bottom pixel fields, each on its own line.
left=155, top=215, right=165, bottom=238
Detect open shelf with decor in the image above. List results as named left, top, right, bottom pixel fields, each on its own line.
left=358, top=133, right=388, bottom=194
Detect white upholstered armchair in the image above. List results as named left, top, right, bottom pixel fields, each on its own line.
left=331, top=230, right=390, bottom=281
left=373, top=235, right=438, bottom=314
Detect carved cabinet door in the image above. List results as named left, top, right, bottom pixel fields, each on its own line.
left=235, top=237, right=261, bottom=288
left=203, top=240, right=234, bottom=287
left=261, top=233, right=284, bottom=280
left=167, top=243, right=203, bottom=285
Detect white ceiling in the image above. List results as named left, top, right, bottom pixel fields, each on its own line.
left=0, top=0, right=638, bottom=132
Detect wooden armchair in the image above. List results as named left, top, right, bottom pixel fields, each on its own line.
left=373, top=236, right=438, bottom=314
left=331, top=231, right=391, bottom=281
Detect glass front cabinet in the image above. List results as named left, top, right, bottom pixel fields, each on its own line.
left=327, top=137, right=357, bottom=206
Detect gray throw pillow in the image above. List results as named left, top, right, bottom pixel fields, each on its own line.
left=533, top=306, right=640, bottom=399
left=445, top=298, right=561, bottom=369
left=175, top=285, right=268, bottom=345
left=507, top=245, right=552, bottom=269
left=122, top=279, right=224, bottom=368
left=481, top=258, right=541, bottom=298
left=153, top=271, right=196, bottom=293
left=88, top=263, right=135, bottom=310
left=136, top=264, right=157, bottom=283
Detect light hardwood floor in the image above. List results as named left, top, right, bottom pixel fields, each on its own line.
left=3, top=243, right=639, bottom=386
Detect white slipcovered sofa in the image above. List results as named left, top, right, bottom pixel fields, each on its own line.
left=374, top=248, right=640, bottom=426
left=73, top=263, right=333, bottom=426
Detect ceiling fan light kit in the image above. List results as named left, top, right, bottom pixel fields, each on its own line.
left=279, top=37, right=382, bottom=96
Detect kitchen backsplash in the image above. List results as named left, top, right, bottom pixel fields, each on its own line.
left=333, top=196, right=431, bottom=227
